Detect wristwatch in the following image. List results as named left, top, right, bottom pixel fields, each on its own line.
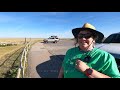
left=84, top=68, right=93, bottom=76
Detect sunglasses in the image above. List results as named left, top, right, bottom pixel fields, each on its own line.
left=78, top=34, right=93, bottom=39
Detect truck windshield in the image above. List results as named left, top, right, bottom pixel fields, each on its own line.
left=103, top=34, right=120, bottom=43
left=49, top=37, right=54, bottom=39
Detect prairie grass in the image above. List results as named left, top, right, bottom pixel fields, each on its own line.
left=0, top=47, right=24, bottom=78
left=0, top=38, right=43, bottom=78
left=0, top=45, right=24, bottom=59
left=0, top=38, right=43, bottom=44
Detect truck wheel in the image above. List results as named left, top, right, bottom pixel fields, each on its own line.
left=44, top=41, right=48, bottom=43
left=55, top=41, right=57, bottom=43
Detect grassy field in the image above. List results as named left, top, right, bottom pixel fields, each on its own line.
left=0, top=38, right=43, bottom=78
left=0, top=45, right=23, bottom=59
left=0, top=38, right=43, bottom=43
left=0, top=47, right=24, bottom=78
left=0, top=38, right=43, bottom=59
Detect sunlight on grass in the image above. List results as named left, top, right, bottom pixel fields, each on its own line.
left=0, top=45, right=24, bottom=59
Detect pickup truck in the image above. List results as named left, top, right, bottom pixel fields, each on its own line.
left=43, top=36, right=60, bottom=43
left=95, top=32, right=120, bottom=70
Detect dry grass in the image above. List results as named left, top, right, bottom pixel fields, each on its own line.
left=0, top=38, right=43, bottom=77
left=0, top=38, right=43, bottom=60
left=0, top=45, right=23, bottom=58
left=0, top=38, right=28, bottom=42
left=0, top=38, right=43, bottom=44
left=0, top=47, right=24, bottom=78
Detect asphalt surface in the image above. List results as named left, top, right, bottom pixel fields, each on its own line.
left=28, top=39, right=75, bottom=78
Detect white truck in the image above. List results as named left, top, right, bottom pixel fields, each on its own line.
left=95, top=32, right=120, bottom=70
left=43, top=36, right=60, bottom=43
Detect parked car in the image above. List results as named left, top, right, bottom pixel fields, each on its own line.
left=43, top=36, right=60, bottom=43
left=95, top=32, right=120, bottom=70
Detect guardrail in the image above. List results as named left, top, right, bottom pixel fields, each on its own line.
left=16, top=42, right=31, bottom=78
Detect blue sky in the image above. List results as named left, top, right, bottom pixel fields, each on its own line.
left=0, top=12, right=120, bottom=38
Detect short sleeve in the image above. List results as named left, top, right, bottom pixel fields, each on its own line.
left=101, top=53, right=120, bottom=78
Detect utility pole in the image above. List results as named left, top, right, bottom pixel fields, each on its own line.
left=25, top=37, right=26, bottom=44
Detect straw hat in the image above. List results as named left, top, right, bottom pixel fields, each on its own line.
left=72, top=23, right=104, bottom=41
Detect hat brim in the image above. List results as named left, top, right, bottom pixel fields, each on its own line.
left=72, top=28, right=104, bottom=42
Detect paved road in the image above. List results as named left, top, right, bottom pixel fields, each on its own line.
left=28, top=40, right=75, bottom=78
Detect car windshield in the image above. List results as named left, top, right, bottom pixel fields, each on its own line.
left=49, top=37, right=54, bottom=39
left=103, top=33, right=120, bottom=43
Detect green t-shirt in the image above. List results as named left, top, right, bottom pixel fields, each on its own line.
left=62, top=47, right=120, bottom=78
